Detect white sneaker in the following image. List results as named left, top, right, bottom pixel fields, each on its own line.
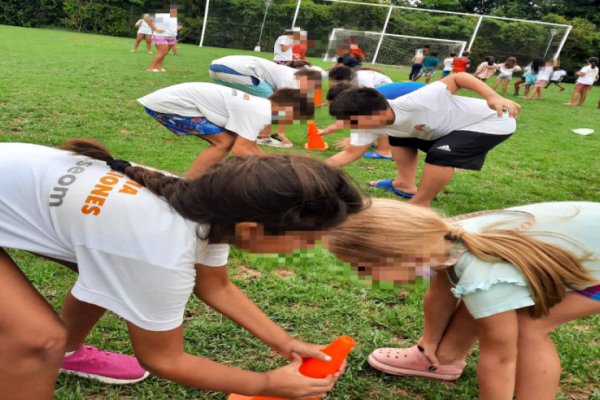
left=257, top=137, right=272, bottom=146
left=266, top=135, right=293, bottom=148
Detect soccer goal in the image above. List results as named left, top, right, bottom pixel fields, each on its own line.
left=324, top=28, right=467, bottom=68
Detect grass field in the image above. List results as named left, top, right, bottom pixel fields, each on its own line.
left=1, top=24, right=600, bottom=400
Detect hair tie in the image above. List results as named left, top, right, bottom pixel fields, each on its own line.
left=107, top=159, right=132, bottom=173
left=445, top=226, right=466, bottom=241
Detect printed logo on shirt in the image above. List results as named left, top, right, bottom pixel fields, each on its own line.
left=49, top=159, right=94, bottom=207
left=81, top=171, right=142, bottom=216
left=437, top=145, right=452, bottom=152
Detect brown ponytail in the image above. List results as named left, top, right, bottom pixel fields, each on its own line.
left=59, top=139, right=366, bottom=243
left=326, top=199, right=599, bottom=318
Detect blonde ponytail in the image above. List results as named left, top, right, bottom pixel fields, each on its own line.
left=325, top=199, right=598, bottom=318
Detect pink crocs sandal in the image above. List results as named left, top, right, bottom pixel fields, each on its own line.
left=367, top=345, right=465, bottom=381
left=61, top=345, right=150, bottom=384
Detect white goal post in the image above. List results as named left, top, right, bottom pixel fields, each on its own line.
left=324, top=28, right=467, bottom=67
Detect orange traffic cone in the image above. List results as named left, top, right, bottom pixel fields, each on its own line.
left=313, top=88, right=323, bottom=107
left=305, top=120, right=329, bottom=150
left=227, top=336, right=355, bottom=400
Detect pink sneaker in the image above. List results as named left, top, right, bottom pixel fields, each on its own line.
left=367, top=345, right=465, bottom=381
left=61, top=345, right=150, bottom=384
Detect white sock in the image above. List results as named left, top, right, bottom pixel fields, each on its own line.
left=64, top=350, right=76, bottom=357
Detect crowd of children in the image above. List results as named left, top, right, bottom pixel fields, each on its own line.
left=2, top=23, right=600, bottom=400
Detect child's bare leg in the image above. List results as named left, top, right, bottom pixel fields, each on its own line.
left=375, top=136, right=391, bottom=157
left=515, top=293, right=600, bottom=400
left=186, top=132, right=237, bottom=179
left=492, top=80, right=501, bottom=91
left=577, top=86, right=591, bottom=106
left=145, top=35, right=152, bottom=52
left=60, top=290, right=106, bottom=352
left=569, top=85, right=582, bottom=105
left=148, top=43, right=169, bottom=70
left=501, top=80, right=509, bottom=95
left=0, top=248, right=67, bottom=400
left=425, top=75, right=431, bottom=84
left=132, top=34, right=143, bottom=51
left=523, top=84, right=531, bottom=97
left=514, top=80, right=522, bottom=95
left=435, top=302, right=478, bottom=364
left=408, top=163, right=454, bottom=207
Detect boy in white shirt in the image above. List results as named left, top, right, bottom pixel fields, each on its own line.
left=546, top=67, right=567, bottom=90
left=273, top=29, right=299, bottom=64
left=138, top=82, right=314, bottom=178
left=320, top=72, right=520, bottom=207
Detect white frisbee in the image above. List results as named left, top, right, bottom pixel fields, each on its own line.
left=572, top=128, right=594, bottom=136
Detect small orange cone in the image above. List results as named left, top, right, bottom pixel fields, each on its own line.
left=313, top=88, right=323, bottom=107
left=227, top=336, right=355, bottom=400
left=305, top=120, right=329, bottom=150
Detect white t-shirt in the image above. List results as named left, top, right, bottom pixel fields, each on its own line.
left=443, top=57, right=454, bottom=71
left=576, top=65, right=599, bottom=85
left=350, top=81, right=516, bottom=146
left=498, top=63, right=521, bottom=76
left=138, top=83, right=272, bottom=141
left=355, top=70, right=393, bottom=88
left=136, top=19, right=152, bottom=35
left=550, top=70, right=567, bottom=81
left=0, top=143, right=230, bottom=331
left=273, top=35, right=293, bottom=61
left=153, top=13, right=177, bottom=37
left=211, top=55, right=297, bottom=90
left=536, top=66, right=553, bottom=81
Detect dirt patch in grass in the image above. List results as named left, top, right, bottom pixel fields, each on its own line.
left=273, top=268, right=295, bottom=278
left=234, top=265, right=262, bottom=281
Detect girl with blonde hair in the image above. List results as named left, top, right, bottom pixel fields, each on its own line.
left=325, top=199, right=600, bottom=400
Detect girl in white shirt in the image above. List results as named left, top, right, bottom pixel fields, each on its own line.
left=491, top=56, right=521, bottom=95
left=131, top=14, right=153, bottom=53
left=566, top=57, right=599, bottom=106
left=525, top=59, right=557, bottom=100
left=0, top=139, right=364, bottom=400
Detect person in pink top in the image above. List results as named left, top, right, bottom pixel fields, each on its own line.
left=474, top=56, right=499, bottom=82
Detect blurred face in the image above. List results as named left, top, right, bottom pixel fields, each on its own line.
left=296, top=75, right=321, bottom=92
left=339, top=109, right=393, bottom=129
left=271, top=104, right=296, bottom=125
left=234, top=222, right=324, bottom=254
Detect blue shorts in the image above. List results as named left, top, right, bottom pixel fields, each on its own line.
left=441, top=70, right=451, bottom=77
left=376, top=82, right=425, bottom=100
left=523, top=72, right=537, bottom=85
left=144, top=107, right=224, bottom=136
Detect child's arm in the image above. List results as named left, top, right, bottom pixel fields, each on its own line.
left=476, top=311, right=519, bottom=400
left=144, top=15, right=163, bottom=33
left=325, top=143, right=371, bottom=168
left=441, top=72, right=521, bottom=117
left=135, top=19, right=143, bottom=28
left=419, top=271, right=459, bottom=367
left=125, top=264, right=339, bottom=398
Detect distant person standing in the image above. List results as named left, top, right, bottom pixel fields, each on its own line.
left=474, top=56, right=499, bottom=82
left=440, top=52, right=456, bottom=78
left=452, top=51, right=471, bottom=73
left=409, top=45, right=430, bottom=81
left=131, top=14, right=153, bottom=53
left=565, top=57, right=599, bottom=106
left=417, top=51, right=441, bottom=83
left=292, top=30, right=308, bottom=61
left=146, top=6, right=179, bottom=72
left=273, top=29, right=296, bottom=65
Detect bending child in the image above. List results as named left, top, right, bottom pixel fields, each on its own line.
left=325, top=199, right=600, bottom=400
left=0, top=140, right=364, bottom=399
left=138, top=82, right=314, bottom=178
left=209, top=55, right=322, bottom=147
left=320, top=72, right=520, bottom=207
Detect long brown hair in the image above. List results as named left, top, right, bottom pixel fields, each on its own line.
left=59, top=139, right=366, bottom=243
left=326, top=199, right=598, bottom=318
left=504, top=56, right=517, bottom=69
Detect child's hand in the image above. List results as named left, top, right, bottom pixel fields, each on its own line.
left=262, top=353, right=337, bottom=399
left=487, top=94, right=521, bottom=118
left=334, top=138, right=351, bottom=150
left=277, top=338, right=332, bottom=362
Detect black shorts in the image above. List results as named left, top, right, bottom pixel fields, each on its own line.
left=388, top=130, right=511, bottom=171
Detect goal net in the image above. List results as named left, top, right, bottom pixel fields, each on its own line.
left=324, top=28, right=467, bottom=68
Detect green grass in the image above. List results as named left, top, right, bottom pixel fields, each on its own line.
left=1, top=24, right=600, bottom=400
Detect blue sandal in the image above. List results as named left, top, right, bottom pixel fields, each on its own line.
left=370, top=179, right=415, bottom=199
left=363, top=151, right=393, bottom=160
